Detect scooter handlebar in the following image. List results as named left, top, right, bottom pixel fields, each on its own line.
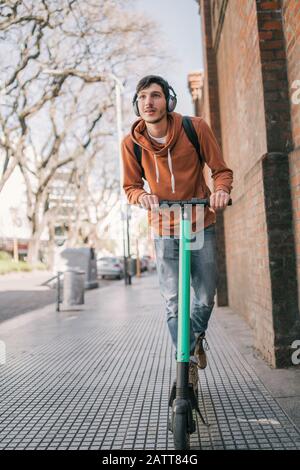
left=159, top=197, right=232, bottom=207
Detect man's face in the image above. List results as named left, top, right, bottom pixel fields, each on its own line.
left=136, top=83, right=167, bottom=123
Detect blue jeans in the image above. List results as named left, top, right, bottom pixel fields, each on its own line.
left=154, top=224, right=217, bottom=356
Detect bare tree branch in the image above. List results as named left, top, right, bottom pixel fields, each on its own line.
left=0, top=0, right=169, bottom=262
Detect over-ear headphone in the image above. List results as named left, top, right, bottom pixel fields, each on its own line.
left=132, top=80, right=177, bottom=117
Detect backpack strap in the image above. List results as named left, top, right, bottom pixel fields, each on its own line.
left=182, top=116, right=204, bottom=167
left=132, top=116, right=204, bottom=178
left=133, top=141, right=145, bottom=179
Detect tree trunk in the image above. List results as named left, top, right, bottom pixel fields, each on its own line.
left=26, top=197, right=47, bottom=265
left=27, top=236, right=41, bottom=265
left=47, top=222, right=56, bottom=271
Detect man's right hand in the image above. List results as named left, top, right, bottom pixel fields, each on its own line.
left=138, top=193, right=159, bottom=210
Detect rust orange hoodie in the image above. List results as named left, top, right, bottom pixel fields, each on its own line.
left=122, top=112, right=233, bottom=235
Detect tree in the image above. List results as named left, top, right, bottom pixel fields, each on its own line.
left=0, top=0, right=167, bottom=263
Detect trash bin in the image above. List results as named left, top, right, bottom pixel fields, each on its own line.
left=58, top=247, right=99, bottom=289
left=62, top=269, right=85, bottom=309
left=126, top=257, right=136, bottom=277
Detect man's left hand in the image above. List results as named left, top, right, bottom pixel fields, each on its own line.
left=210, top=190, right=230, bottom=211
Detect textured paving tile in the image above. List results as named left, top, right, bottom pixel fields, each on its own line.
left=0, top=275, right=299, bottom=450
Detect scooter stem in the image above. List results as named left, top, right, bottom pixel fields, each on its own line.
left=177, top=205, right=191, bottom=364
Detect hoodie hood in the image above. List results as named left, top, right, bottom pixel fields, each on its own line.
left=130, top=112, right=183, bottom=156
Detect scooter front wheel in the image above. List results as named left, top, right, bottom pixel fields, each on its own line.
left=173, top=410, right=190, bottom=450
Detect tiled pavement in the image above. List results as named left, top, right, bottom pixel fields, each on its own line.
left=0, top=273, right=299, bottom=450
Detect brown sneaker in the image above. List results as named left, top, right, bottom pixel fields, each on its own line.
left=188, top=361, right=199, bottom=392
left=194, top=333, right=209, bottom=369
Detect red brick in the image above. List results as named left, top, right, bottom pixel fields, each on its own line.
left=262, top=61, right=286, bottom=70
left=260, top=1, right=281, bottom=10
left=259, top=31, right=273, bottom=40
left=260, top=40, right=284, bottom=49
left=262, top=21, right=283, bottom=30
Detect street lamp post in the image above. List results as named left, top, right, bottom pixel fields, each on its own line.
left=109, top=74, right=131, bottom=285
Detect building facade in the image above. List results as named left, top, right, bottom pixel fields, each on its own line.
left=189, top=0, right=300, bottom=367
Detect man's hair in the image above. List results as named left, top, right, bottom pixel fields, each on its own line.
left=136, top=75, right=170, bottom=100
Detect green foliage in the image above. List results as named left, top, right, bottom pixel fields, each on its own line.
left=0, top=258, right=47, bottom=275
left=0, top=251, right=12, bottom=261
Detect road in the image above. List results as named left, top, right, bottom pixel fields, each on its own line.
left=0, top=270, right=112, bottom=323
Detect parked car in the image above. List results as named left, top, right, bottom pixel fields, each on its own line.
left=141, top=255, right=156, bottom=272
left=139, top=257, right=148, bottom=272
left=143, top=255, right=156, bottom=272
left=97, top=256, right=124, bottom=280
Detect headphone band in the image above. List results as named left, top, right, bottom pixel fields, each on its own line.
left=167, top=86, right=177, bottom=100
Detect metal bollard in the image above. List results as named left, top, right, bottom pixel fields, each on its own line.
left=56, top=271, right=62, bottom=312
left=62, top=269, right=85, bottom=310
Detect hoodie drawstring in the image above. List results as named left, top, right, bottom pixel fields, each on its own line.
left=167, top=148, right=175, bottom=193
left=154, top=154, right=159, bottom=184
left=153, top=149, right=175, bottom=194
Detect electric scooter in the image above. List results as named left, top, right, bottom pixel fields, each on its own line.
left=158, top=197, right=231, bottom=450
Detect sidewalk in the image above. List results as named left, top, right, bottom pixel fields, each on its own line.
left=0, top=273, right=299, bottom=450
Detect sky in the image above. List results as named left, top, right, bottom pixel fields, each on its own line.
left=135, top=0, right=204, bottom=115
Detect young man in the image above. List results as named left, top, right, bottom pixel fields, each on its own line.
left=121, top=75, right=233, bottom=390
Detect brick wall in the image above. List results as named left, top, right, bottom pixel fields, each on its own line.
left=199, top=0, right=230, bottom=307
left=282, top=0, right=300, bottom=306
left=210, top=0, right=275, bottom=357
left=255, top=0, right=299, bottom=367
left=283, top=0, right=300, bottom=147
left=289, top=147, right=300, bottom=306
left=198, top=0, right=300, bottom=367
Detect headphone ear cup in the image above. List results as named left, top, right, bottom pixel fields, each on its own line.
left=167, top=95, right=177, bottom=112
left=133, top=98, right=140, bottom=117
